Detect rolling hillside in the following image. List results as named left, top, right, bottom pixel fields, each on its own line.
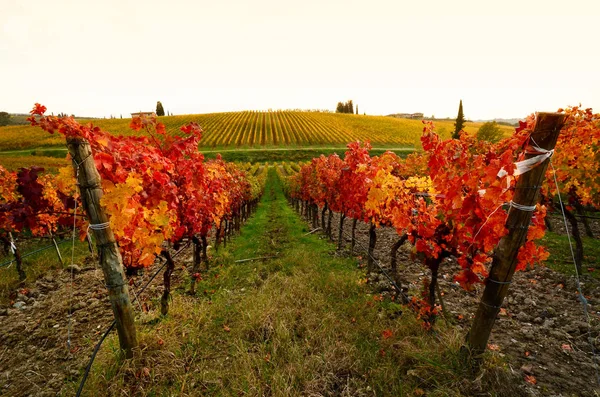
left=0, top=111, right=513, bottom=152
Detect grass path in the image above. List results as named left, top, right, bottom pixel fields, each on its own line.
left=77, top=168, right=518, bottom=396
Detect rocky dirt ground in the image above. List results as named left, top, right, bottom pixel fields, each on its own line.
left=0, top=247, right=193, bottom=397
left=0, top=210, right=598, bottom=397
left=317, top=210, right=600, bottom=397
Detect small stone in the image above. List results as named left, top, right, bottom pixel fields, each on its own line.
left=13, top=301, right=26, bottom=310
left=543, top=319, right=555, bottom=328
left=43, top=274, right=55, bottom=283
left=69, top=301, right=87, bottom=313
left=577, top=321, right=590, bottom=334
left=0, top=308, right=8, bottom=316
left=550, top=330, right=563, bottom=339
left=520, top=327, right=533, bottom=339
left=524, top=298, right=536, bottom=306
left=66, top=265, right=82, bottom=274
left=516, top=311, right=530, bottom=322
left=407, top=369, right=419, bottom=377
left=533, top=317, right=543, bottom=324
left=521, top=364, right=534, bottom=375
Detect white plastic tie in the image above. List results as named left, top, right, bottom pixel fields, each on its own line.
left=508, top=201, right=536, bottom=212
left=497, top=145, right=554, bottom=178
left=10, top=242, right=16, bottom=254
left=88, top=222, right=110, bottom=231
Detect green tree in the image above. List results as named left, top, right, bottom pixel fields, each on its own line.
left=0, top=112, right=10, bottom=126
left=156, top=101, right=165, bottom=116
left=476, top=121, right=504, bottom=143
left=336, top=102, right=344, bottom=113
left=452, top=99, right=465, bottom=139
left=356, top=104, right=358, bottom=115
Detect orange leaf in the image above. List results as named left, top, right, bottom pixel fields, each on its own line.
left=382, top=329, right=393, bottom=339
left=487, top=343, right=500, bottom=351
left=223, top=325, right=231, bottom=332
left=524, top=375, right=537, bottom=385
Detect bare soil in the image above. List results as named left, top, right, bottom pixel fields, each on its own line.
left=321, top=210, right=600, bottom=397
left=1, top=210, right=598, bottom=396
left=0, top=249, right=194, bottom=397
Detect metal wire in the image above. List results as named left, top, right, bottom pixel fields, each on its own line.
left=75, top=242, right=190, bottom=397
left=0, top=238, right=71, bottom=268
left=307, top=215, right=410, bottom=302
left=550, top=161, right=600, bottom=386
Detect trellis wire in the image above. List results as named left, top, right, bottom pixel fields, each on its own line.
left=550, top=161, right=600, bottom=386
left=67, top=166, right=81, bottom=350
left=306, top=214, right=410, bottom=302
left=0, top=238, right=71, bottom=268
left=75, top=242, right=190, bottom=397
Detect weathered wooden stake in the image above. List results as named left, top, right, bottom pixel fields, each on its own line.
left=367, top=223, right=377, bottom=274
left=390, top=234, right=408, bottom=296
left=464, top=112, right=565, bottom=361
left=49, top=231, right=64, bottom=265
left=351, top=218, right=358, bottom=254
left=66, top=137, right=138, bottom=358
left=8, top=232, right=25, bottom=282
left=160, top=249, right=175, bottom=315
left=337, top=213, right=346, bottom=250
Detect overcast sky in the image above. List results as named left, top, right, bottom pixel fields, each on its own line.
left=1, top=0, right=599, bottom=119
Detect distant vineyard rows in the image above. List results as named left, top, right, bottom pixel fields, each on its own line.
left=0, top=111, right=511, bottom=151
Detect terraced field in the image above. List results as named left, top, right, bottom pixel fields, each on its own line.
left=0, top=111, right=513, bottom=151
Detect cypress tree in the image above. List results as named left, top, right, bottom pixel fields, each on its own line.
left=452, top=99, right=465, bottom=139
left=156, top=101, right=165, bottom=116
left=356, top=104, right=358, bottom=115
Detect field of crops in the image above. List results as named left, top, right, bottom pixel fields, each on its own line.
left=0, top=111, right=513, bottom=151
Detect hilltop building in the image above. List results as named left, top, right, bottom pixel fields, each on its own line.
left=388, top=113, right=424, bottom=119
left=131, top=111, right=156, bottom=118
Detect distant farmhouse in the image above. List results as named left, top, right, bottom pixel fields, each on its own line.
left=388, top=113, right=424, bottom=119
left=131, top=111, right=156, bottom=118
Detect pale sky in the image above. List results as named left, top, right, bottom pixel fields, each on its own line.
left=1, top=0, right=599, bottom=120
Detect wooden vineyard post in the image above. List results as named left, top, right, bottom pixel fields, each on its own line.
left=66, top=137, right=138, bottom=358
left=49, top=230, right=64, bottom=265
left=8, top=232, right=25, bottom=282
left=464, top=112, right=565, bottom=362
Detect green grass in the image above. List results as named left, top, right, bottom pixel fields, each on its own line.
left=202, top=146, right=415, bottom=163
left=0, top=153, right=69, bottom=172
left=0, top=237, right=90, bottom=303
left=540, top=231, right=600, bottom=278
left=73, top=168, right=522, bottom=396
left=0, top=146, right=414, bottom=169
